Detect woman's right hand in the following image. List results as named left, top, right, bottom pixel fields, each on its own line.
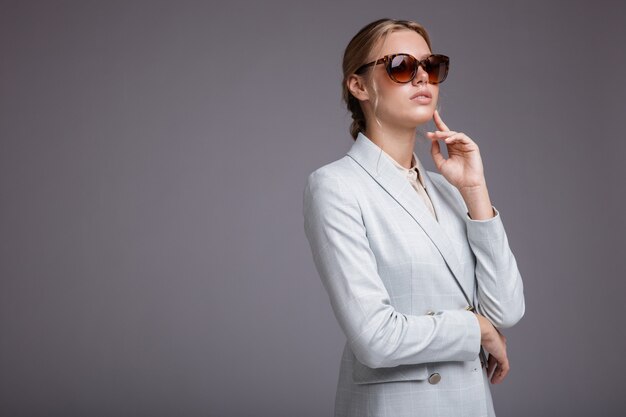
left=476, top=313, right=509, bottom=384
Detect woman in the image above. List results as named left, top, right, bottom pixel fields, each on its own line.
left=302, top=18, right=525, bottom=417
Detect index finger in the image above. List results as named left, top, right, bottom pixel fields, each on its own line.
left=433, top=109, right=450, bottom=132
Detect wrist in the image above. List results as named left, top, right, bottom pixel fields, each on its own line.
left=459, top=181, right=486, bottom=194
left=459, top=184, right=489, bottom=204
left=460, top=184, right=494, bottom=220
left=476, top=314, right=494, bottom=341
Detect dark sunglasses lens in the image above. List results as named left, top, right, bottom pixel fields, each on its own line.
left=424, top=55, right=449, bottom=84
left=388, top=55, right=416, bottom=83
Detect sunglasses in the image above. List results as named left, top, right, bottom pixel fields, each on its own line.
left=355, top=53, right=450, bottom=84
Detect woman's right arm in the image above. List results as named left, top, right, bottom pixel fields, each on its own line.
left=303, top=169, right=482, bottom=369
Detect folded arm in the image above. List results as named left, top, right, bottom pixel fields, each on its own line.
left=464, top=206, right=526, bottom=329
left=303, top=171, right=481, bottom=369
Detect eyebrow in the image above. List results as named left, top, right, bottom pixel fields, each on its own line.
left=396, top=52, right=432, bottom=60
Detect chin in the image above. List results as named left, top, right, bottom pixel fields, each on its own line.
left=408, top=111, right=434, bottom=127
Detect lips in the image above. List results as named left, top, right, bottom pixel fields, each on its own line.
left=410, top=89, right=432, bottom=100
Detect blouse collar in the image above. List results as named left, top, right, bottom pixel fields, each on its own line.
left=380, top=148, right=427, bottom=189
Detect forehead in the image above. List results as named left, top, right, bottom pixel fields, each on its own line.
left=370, top=30, right=431, bottom=60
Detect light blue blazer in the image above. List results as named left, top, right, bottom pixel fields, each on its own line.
left=303, top=132, right=525, bottom=417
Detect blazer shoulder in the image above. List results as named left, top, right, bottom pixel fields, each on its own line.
left=304, top=155, right=362, bottom=189
left=302, top=155, right=365, bottom=218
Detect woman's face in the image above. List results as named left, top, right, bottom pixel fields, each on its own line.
left=361, top=30, right=439, bottom=130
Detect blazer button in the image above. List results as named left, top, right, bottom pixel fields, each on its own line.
left=428, top=373, right=441, bottom=385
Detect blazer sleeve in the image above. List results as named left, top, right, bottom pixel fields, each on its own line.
left=303, top=170, right=481, bottom=369
left=464, top=207, right=526, bottom=329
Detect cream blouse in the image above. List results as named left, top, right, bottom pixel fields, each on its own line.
left=380, top=149, right=438, bottom=221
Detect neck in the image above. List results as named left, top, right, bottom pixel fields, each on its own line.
left=364, top=124, right=417, bottom=169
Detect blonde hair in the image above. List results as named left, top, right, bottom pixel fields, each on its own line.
left=342, top=18, right=433, bottom=140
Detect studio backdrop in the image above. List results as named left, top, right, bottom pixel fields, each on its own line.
left=1, top=1, right=625, bottom=416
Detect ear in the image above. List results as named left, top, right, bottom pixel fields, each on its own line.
left=346, top=74, right=370, bottom=102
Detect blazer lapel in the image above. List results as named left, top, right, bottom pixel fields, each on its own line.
left=346, top=133, right=470, bottom=301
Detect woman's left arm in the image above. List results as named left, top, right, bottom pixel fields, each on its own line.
left=427, top=110, right=525, bottom=329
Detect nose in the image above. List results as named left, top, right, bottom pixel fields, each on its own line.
left=412, top=64, right=429, bottom=85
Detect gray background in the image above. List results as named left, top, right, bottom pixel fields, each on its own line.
left=1, top=1, right=625, bottom=416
